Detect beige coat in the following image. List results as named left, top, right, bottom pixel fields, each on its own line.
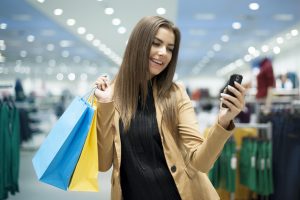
left=96, top=83, right=234, bottom=200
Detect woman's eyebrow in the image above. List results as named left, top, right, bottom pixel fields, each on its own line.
left=154, top=37, right=174, bottom=46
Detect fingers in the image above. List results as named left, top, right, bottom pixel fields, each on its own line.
left=221, top=82, right=246, bottom=112
left=95, top=75, right=110, bottom=91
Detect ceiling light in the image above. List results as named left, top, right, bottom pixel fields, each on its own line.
left=47, top=43, right=55, bottom=51
left=291, top=29, right=299, bottom=36
left=248, top=46, right=256, bottom=54
left=285, top=33, right=292, bottom=40
left=261, top=45, right=269, bottom=52
left=273, top=46, right=280, bottom=54
left=221, top=35, right=229, bottom=42
left=0, top=23, right=7, bottom=29
left=68, top=73, right=76, bottom=81
left=61, top=50, right=70, bottom=58
left=276, top=37, right=284, bottom=44
left=92, top=39, right=101, bottom=46
left=37, top=0, right=45, bottom=3
left=112, top=18, right=121, bottom=26
left=0, top=40, right=5, bottom=51
left=104, top=8, right=114, bottom=15
left=73, top=56, right=81, bottom=63
left=77, top=27, right=86, bottom=34
left=104, top=48, right=112, bottom=55
left=53, top=8, right=63, bottom=16
left=27, top=35, right=35, bottom=42
left=20, top=50, right=27, bottom=58
left=232, top=22, right=242, bottom=30
left=213, top=44, right=221, bottom=51
left=80, top=73, right=88, bottom=81
left=244, top=54, right=252, bottom=62
left=253, top=50, right=260, bottom=57
left=249, top=3, right=260, bottom=10
left=67, top=18, right=76, bottom=26
left=118, top=26, right=126, bottom=34
left=56, top=73, right=64, bottom=80
left=156, top=8, right=166, bottom=15
left=86, top=34, right=94, bottom=41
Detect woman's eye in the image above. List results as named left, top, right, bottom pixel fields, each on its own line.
left=152, top=42, right=160, bottom=46
left=167, top=48, right=174, bottom=52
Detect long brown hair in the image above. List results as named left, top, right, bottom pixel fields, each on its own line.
left=113, top=16, right=181, bottom=133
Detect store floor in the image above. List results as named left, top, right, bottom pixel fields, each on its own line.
left=8, top=150, right=112, bottom=200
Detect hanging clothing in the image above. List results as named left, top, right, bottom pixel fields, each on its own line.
left=256, top=58, right=275, bottom=99
left=0, top=102, right=20, bottom=200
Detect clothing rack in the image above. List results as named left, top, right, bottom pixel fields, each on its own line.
left=0, top=84, right=13, bottom=89
left=235, top=122, right=272, bottom=140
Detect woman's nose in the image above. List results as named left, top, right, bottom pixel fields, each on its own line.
left=158, top=46, right=167, bottom=55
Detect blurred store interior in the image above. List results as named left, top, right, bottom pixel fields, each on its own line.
left=1, top=0, right=300, bottom=200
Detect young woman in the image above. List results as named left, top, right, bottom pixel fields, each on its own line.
left=94, top=16, right=245, bottom=200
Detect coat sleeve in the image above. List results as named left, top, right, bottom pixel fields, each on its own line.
left=96, top=101, right=115, bottom=171
left=176, top=84, right=234, bottom=173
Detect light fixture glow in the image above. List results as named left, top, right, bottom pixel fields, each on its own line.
left=249, top=3, right=260, bottom=10
left=291, top=29, right=299, bottom=36
left=276, top=37, right=284, bottom=44
left=47, top=44, right=55, bottom=51
left=56, top=73, right=64, bottom=80
left=118, top=26, right=126, bottom=34
left=221, top=35, right=229, bottom=42
left=248, top=46, right=256, bottom=54
left=66, top=18, right=76, bottom=26
left=53, top=8, right=63, bottom=16
left=261, top=45, right=269, bottom=52
left=232, top=22, right=242, bottom=30
left=112, top=18, right=121, bottom=26
left=156, top=8, right=166, bottom=15
left=92, top=39, right=101, bottom=46
left=27, top=35, right=35, bottom=42
left=104, top=8, right=114, bottom=15
left=77, top=27, right=86, bottom=34
left=0, top=23, right=7, bottom=30
left=68, top=73, right=76, bottom=81
left=273, top=46, right=281, bottom=54
left=86, top=34, right=94, bottom=41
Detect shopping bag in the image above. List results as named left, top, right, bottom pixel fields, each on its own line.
left=68, top=107, right=98, bottom=191
left=32, top=96, right=95, bottom=190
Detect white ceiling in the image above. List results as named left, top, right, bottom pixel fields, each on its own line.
left=1, top=0, right=300, bottom=82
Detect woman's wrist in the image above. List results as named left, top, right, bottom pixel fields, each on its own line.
left=218, top=115, right=231, bottom=130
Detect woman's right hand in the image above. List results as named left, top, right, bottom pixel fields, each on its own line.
left=94, top=75, right=113, bottom=102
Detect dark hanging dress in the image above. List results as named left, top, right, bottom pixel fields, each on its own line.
left=119, top=84, right=181, bottom=200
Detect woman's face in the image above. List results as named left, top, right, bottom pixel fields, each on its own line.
left=149, top=27, right=175, bottom=78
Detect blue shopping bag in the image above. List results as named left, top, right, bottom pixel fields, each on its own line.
left=32, top=95, right=95, bottom=190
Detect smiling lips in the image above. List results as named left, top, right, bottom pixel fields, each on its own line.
left=150, top=58, right=164, bottom=67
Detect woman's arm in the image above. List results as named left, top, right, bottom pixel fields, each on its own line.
left=176, top=85, right=234, bottom=173
left=97, top=101, right=115, bottom=171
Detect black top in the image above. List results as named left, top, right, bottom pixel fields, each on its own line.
left=119, top=84, right=181, bottom=200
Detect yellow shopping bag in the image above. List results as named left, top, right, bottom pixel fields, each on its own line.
left=68, top=107, right=99, bottom=191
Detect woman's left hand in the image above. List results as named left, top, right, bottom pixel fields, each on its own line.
left=218, top=82, right=246, bottom=129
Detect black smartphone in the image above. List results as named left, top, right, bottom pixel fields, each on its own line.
left=222, top=74, right=243, bottom=108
